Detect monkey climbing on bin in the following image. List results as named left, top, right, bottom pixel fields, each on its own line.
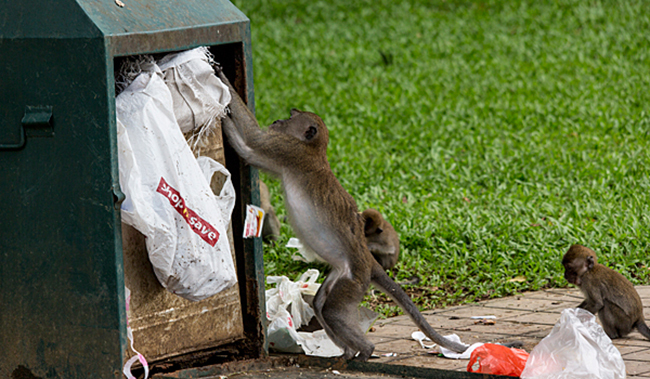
left=562, top=244, right=650, bottom=341
left=216, top=69, right=468, bottom=359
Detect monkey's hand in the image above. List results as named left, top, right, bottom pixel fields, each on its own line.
left=214, top=66, right=262, bottom=136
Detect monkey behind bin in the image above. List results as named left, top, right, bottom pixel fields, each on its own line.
left=562, top=244, right=650, bottom=341
left=362, top=208, right=400, bottom=270
left=260, top=180, right=281, bottom=242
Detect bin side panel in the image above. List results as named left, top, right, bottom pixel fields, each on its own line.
left=0, top=38, right=124, bottom=379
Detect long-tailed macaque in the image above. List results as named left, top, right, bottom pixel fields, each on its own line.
left=260, top=180, right=281, bottom=242
left=216, top=69, right=468, bottom=359
left=562, top=244, right=650, bottom=340
left=362, top=209, right=400, bottom=270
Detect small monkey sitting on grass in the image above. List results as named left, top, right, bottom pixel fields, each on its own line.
left=361, top=208, right=400, bottom=270
left=562, top=244, right=650, bottom=340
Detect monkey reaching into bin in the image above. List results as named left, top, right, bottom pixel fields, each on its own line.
left=562, top=244, right=650, bottom=340
left=216, top=69, right=468, bottom=359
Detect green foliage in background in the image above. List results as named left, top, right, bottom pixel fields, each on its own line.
left=231, top=0, right=650, bottom=315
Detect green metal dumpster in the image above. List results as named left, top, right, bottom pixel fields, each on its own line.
left=0, top=1, right=265, bottom=378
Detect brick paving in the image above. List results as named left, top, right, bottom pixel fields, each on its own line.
left=366, top=286, right=650, bottom=378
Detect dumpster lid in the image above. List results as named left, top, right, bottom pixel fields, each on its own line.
left=2, top=0, right=248, bottom=55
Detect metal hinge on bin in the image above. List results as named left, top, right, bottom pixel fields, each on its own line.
left=0, top=105, right=54, bottom=150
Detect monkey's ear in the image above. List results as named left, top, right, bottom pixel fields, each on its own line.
left=376, top=227, right=383, bottom=234
left=586, top=255, right=595, bottom=270
left=290, top=108, right=301, bottom=116
left=304, top=125, right=318, bottom=141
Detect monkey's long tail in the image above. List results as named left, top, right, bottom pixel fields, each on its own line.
left=636, top=321, right=650, bottom=341
left=370, top=263, right=468, bottom=353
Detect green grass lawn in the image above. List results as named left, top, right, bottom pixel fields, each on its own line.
left=231, top=0, right=650, bottom=316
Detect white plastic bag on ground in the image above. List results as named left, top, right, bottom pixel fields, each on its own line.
left=266, top=269, right=320, bottom=328
left=265, top=270, right=342, bottom=356
left=264, top=269, right=378, bottom=357
left=521, top=308, right=626, bottom=379
left=117, top=63, right=237, bottom=301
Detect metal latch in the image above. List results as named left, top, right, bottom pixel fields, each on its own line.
left=0, top=105, right=54, bottom=150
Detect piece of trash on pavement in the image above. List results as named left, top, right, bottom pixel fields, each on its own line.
left=470, top=315, right=496, bottom=319
left=382, top=352, right=397, bottom=357
left=412, top=331, right=436, bottom=349
left=474, top=319, right=496, bottom=325
left=467, top=343, right=529, bottom=376
left=520, top=308, right=625, bottom=379
left=412, top=332, right=480, bottom=359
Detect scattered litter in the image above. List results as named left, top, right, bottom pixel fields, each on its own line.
left=286, top=238, right=326, bottom=263
left=470, top=315, right=496, bottom=319
left=266, top=269, right=378, bottom=357
left=115, top=0, right=125, bottom=7
left=382, top=352, right=397, bottom=357
left=474, top=319, right=496, bottom=325
left=411, top=331, right=435, bottom=349
left=467, top=343, right=529, bottom=376
left=412, top=332, right=480, bottom=359
left=332, top=370, right=341, bottom=375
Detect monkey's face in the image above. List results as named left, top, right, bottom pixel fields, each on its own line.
left=362, top=209, right=383, bottom=237
left=269, top=108, right=329, bottom=146
left=562, top=256, right=592, bottom=286
left=563, top=262, right=581, bottom=286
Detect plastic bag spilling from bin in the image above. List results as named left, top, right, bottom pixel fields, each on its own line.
left=265, top=269, right=380, bottom=357
left=116, top=47, right=237, bottom=302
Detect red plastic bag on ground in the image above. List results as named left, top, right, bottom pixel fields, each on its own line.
left=467, top=343, right=530, bottom=377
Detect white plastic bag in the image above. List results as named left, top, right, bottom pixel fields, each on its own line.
left=117, top=63, right=237, bottom=301
left=158, top=47, right=231, bottom=135
left=265, top=269, right=345, bottom=356
left=521, top=308, right=626, bottom=379
left=266, top=269, right=320, bottom=328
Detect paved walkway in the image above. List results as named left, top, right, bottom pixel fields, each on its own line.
left=366, top=286, right=650, bottom=377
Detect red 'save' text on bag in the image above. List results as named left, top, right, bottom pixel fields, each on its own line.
left=156, top=177, right=219, bottom=247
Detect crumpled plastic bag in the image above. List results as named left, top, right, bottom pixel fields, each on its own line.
left=266, top=269, right=321, bottom=328
left=265, top=269, right=342, bottom=355
left=158, top=47, right=231, bottom=135
left=265, top=269, right=378, bottom=357
left=117, top=63, right=237, bottom=301
left=520, top=308, right=626, bottom=379
left=467, top=343, right=529, bottom=377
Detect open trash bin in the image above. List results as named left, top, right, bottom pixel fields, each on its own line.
left=0, top=1, right=265, bottom=378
